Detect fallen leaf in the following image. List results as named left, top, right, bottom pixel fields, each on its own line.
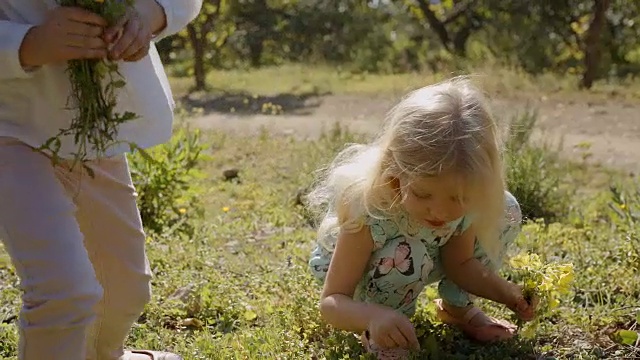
left=244, top=310, right=258, bottom=322
left=612, top=329, right=639, bottom=346
left=180, top=318, right=204, bottom=329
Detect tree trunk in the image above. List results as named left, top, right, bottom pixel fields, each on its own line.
left=581, top=0, right=611, bottom=89
left=453, top=26, right=471, bottom=56
left=248, top=36, right=264, bottom=67
left=187, top=24, right=206, bottom=91
left=415, top=0, right=451, bottom=52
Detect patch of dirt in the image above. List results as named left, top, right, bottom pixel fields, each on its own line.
left=188, top=93, right=640, bottom=173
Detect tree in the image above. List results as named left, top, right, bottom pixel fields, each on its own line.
left=404, top=0, right=485, bottom=57
left=184, top=0, right=234, bottom=90
left=581, top=0, right=612, bottom=88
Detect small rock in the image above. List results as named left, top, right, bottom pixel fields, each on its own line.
left=223, top=168, right=239, bottom=181
left=225, top=240, right=239, bottom=248
left=168, top=283, right=196, bottom=303
left=294, top=188, right=307, bottom=206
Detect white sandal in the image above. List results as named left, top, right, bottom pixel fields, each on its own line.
left=124, top=350, right=183, bottom=360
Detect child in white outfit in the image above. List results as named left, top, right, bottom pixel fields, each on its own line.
left=0, top=1, right=201, bottom=359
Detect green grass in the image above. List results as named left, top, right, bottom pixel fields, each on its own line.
left=1, top=125, right=639, bottom=359
left=168, top=63, right=640, bottom=102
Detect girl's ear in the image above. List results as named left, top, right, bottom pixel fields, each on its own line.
left=387, top=177, right=400, bottom=191
left=389, top=176, right=402, bottom=195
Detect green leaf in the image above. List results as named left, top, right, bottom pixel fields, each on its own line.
left=120, top=111, right=138, bottom=121
left=112, top=80, right=126, bottom=88
left=423, top=333, right=440, bottom=357
left=613, top=329, right=639, bottom=346
left=244, top=310, right=258, bottom=322
left=95, top=61, right=109, bottom=77
left=136, top=147, right=158, bottom=164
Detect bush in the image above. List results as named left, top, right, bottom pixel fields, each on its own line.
left=504, top=108, right=570, bottom=221
left=128, top=126, right=207, bottom=239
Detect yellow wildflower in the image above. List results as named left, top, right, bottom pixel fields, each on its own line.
left=509, top=252, right=575, bottom=337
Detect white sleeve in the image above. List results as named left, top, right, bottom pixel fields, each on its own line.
left=0, top=20, right=38, bottom=80
left=152, top=0, right=203, bottom=42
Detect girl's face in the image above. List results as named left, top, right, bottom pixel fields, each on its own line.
left=396, top=172, right=469, bottom=229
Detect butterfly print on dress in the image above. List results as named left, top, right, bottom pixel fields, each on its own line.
left=366, top=280, right=394, bottom=304
left=395, top=253, right=434, bottom=307
left=372, top=240, right=415, bottom=279
left=312, top=263, right=329, bottom=273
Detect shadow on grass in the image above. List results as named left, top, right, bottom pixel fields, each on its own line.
left=179, top=87, right=330, bottom=117
left=320, top=321, right=540, bottom=360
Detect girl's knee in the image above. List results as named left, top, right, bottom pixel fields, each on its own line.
left=309, top=245, right=331, bottom=283
left=504, top=191, right=523, bottom=226
left=501, top=191, right=523, bottom=247
left=309, top=261, right=329, bottom=284
left=437, top=279, right=472, bottom=308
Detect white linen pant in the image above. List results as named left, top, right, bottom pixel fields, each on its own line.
left=0, top=137, right=152, bottom=360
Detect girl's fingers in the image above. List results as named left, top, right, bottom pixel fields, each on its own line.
left=376, top=335, right=395, bottom=349
left=519, top=305, right=536, bottom=321
left=407, top=332, right=421, bottom=350
left=388, top=328, right=408, bottom=348
left=531, top=296, right=541, bottom=308
left=397, top=321, right=420, bottom=350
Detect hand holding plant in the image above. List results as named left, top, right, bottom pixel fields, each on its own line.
left=103, top=3, right=157, bottom=62
left=38, top=0, right=141, bottom=175
left=508, top=253, right=575, bottom=337
left=508, top=286, right=539, bottom=322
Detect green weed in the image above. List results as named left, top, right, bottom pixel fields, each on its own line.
left=0, top=125, right=639, bottom=359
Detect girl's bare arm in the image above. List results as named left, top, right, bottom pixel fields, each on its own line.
left=319, top=225, right=380, bottom=332
left=440, top=225, right=520, bottom=308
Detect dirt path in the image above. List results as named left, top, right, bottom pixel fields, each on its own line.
left=189, top=93, right=640, bottom=173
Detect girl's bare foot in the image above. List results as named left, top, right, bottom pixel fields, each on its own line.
left=434, top=299, right=516, bottom=342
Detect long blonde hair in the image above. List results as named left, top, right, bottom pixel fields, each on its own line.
left=307, top=76, right=507, bottom=261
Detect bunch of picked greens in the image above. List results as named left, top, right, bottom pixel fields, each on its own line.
left=508, top=252, right=575, bottom=337
left=40, top=0, right=139, bottom=175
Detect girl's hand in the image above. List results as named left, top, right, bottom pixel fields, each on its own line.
left=506, top=284, right=539, bottom=322
left=367, top=306, right=421, bottom=351
left=20, top=7, right=109, bottom=67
